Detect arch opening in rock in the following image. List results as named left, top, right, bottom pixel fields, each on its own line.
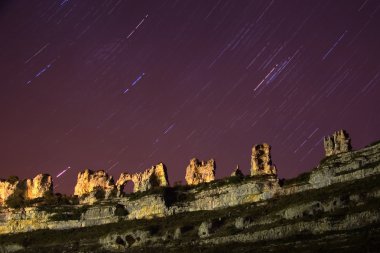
left=120, top=180, right=134, bottom=195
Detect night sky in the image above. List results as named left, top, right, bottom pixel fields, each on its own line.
left=1, top=0, right=379, bottom=194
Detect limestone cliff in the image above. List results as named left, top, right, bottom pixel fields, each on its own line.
left=116, top=163, right=169, bottom=193
left=250, top=143, right=277, bottom=176
left=185, top=158, right=215, bottom=185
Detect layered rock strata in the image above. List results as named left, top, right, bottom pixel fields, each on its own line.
left=1, top=146, right=379, bottom=252
left=0, top=137, right=379, bottom=238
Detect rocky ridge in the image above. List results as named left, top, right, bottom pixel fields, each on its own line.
left=0, top=130, right=379, bottom=252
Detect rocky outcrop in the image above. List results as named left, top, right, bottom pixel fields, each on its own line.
left=0, top=139, right=379, bottom=239
left=198, top=221, right=213, bottom=238
left=185, top=158, right=215, bottom=185
left=24, top=174, right=53, bottom=200
left=323, top=129, right=352, bottom=156
left=250, top=143, right=277, bottom=176
left=116, top=163, right=169, bottom=193
left=231, top=165, right=244, bottom=177
left=0, top=179, right=18, bottom=206
left=0, top=174, right=53, bottom=206
left=74, top=170, right=116, bottom=198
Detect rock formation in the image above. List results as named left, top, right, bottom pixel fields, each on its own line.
left=74, top=170, right=116, bottom=197
left=24, top=174, right=53, bottom=199
left=116, top=163, right=169, bottom=193
left=231, top=165, right=244, bottom=177
left=185, top=158, right=215, bottom=185
left=250, top=143, right=277, bottom=176
left=0, top=179, right=18, bottom=206
left=198, top=221, right=213, bottom=238
left=0, top=174, right=53, bottom=206
left=323, top=129, right=352, bottom=156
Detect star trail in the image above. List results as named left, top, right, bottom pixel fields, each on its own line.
left=0, top=0, right=379, bottom=194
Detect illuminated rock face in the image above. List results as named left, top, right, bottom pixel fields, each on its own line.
left=24, top=174, right=53, bottom=199
left=250, top=143, right=277, bottom=176
left=323, top=130, right=352, bottom=157
left=74, top=170, right=116, bottom=197
left=116, top=163, right=169, bottom=193
left=185, top=158, right=215, bottom=185
left=0, top=174, right=53, bottom=206
left=0, top=180, right=18, bottom=206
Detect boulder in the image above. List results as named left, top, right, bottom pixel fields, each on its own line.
left=198, top=221, right=212, bottom=238
left=185, top=158, right=215, bottom=185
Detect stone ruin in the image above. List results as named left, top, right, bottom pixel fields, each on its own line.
left=0, top=174, right=53, bottom=206
left=323, top=129, right=352, bottom=156
left=116, top=163, right=169, bottom=193
left=185, top=158, right=216, bottom=185
left=250, top=143, right=277, bottom=176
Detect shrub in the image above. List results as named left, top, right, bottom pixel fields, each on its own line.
left=94, top=187, right=105, bottom=200
left=319, top=154, right=337, bottom=166
left=49, top=205, right=89, bottom=221
left=5, top=188, right=25, bottom=208
left=114, top=204, right=129, bottom=216
left=283, top=172, right=311, bottom=186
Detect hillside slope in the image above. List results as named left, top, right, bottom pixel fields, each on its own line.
left=0, top=140, right=379, bottom=252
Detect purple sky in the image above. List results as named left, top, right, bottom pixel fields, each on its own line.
left=0, top=0, right=379, bottom=194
